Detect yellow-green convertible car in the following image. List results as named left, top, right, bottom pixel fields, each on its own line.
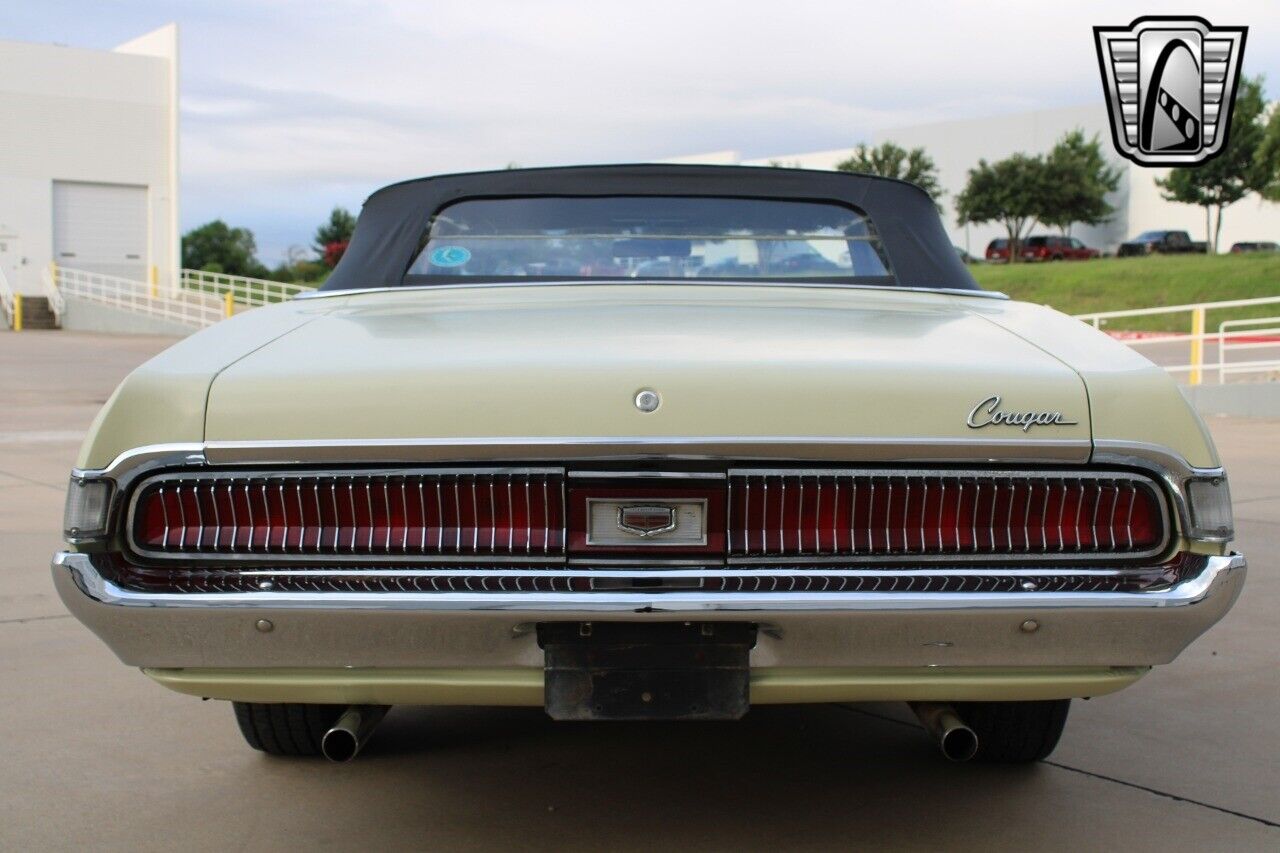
left=55, top=165, right=1244, bottom=763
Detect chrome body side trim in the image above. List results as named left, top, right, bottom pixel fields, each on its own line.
left=55, top=551, right=1242, bottom=612
left=201, top=437, right=1096, bottom=468
left=292, top=280, right=1012, bottom=302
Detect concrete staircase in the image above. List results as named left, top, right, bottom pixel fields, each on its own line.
left=18, top=296, right=59, bottom=329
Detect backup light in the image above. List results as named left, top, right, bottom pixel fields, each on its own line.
left=63, top=477, right=113, bottom=542
left=1186, top=477, right=1234, bottom=541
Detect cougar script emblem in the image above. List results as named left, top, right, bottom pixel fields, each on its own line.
left=967, top=396, right=1079, bottom=432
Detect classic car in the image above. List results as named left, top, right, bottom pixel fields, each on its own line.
left=55, top=165, right=1244, bottom=765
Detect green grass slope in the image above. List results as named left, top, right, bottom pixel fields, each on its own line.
left=970, top=253, right=1280, bottom=332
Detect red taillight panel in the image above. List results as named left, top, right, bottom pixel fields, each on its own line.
left=134, top=472, right=565, bottom=557
left=727, top=473, right=1164, bottom=558
left=129, top=469, right=1167, bottom=564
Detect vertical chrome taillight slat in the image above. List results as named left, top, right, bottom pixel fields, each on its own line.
left=1124, top=482, right=1137, bottom=550
left=542, top=477, right=551, bottom=555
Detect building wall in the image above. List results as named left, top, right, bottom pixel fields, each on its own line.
left=0, top=26, right=177, bottom=294
left=670, top=104, right=1280, bottom=256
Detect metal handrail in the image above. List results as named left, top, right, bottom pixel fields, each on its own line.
left=41, top=264, right=65, bottom=324
left=179, top=269, right=314, bottom=307
left=0, top=265, right=14, bottom=328
left=55, top=266, right=225, bottom=328
left=1073, top=295, right=1280, bottom=325
left=1074, top=295, right=1280, bottom=385
left=1217, top=316, right=1280, bottom=383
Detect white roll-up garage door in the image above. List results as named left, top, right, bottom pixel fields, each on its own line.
left=52, top=181, right=148, bottom=281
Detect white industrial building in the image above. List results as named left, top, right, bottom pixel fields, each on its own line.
left=0, top=25, right=179, bottom=296
left=669, top=104, right=1280, bottom=256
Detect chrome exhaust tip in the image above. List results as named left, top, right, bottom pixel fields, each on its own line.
left=909, top=702, right=979, bottom=762
left=321, top=705, right=390, bottom=762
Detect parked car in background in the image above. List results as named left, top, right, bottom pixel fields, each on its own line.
left=1229, top=241, right=1279, bottom=253
left=1020, top=235, right=1099, bottom=261
left=55, top=165, right=1245, bottom=766
left=1117, top=230, right=1208, bottom=257
left=954, top=245, right=976, bottom=264
left=984, top=238, right=1010, bottom=262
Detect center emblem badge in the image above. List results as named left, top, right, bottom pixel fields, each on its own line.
left=617, top=505, right=678, bottom=537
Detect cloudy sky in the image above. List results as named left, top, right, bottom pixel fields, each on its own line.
left=6, top=0, right=1279, bottom=263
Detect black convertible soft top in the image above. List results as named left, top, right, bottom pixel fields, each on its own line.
left=320, top=164, right=979, bottom=292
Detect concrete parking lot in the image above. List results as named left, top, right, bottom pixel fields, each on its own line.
left=1, top=330, right=1277, bottom=851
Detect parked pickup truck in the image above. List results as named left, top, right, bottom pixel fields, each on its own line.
left=1117, top=230, right=1209, bottom=256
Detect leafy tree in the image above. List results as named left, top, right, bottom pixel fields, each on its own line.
left=1041, top=130, right=1121, bottom=235
left=954, top=153, right=1051, bottom=261
left=181, top=220, right=268, bottom=278
left=313, top=207, right=356, bottom=266
left=313, top=206, right=356, bottom=249
left=1156, top=76, right=1271, bottom=253
left=1253, top=99, right=1280, bottom=202
left=835, top=142, right=943, bottom=207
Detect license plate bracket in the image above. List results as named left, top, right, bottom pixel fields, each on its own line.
left=538, top=622, right=756, bottom=721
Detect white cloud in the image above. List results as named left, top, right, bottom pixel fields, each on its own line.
left=17, top=0, right=1276, bottom=261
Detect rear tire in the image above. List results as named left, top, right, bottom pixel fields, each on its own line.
left=232, top=702, right=345, bottom=756
left=953, top=699, right=1070, bottom=763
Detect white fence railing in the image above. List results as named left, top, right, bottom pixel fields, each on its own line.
left=1074, top=295, right=1280, bottom=385
left=54, top=266, right=227, bottom=329
left=0, top=265, right=14, bottom=328
left=180, top=269, right=314, bottom=307
left=1217, top=316, right=1280, bottom=383
left=41, top=265, right=64, bottom=325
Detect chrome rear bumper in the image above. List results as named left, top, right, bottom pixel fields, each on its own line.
left=53, top=551, right=1245, bottom=672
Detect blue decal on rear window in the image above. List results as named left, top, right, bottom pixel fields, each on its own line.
left=429, top=245, right=471, bottom=267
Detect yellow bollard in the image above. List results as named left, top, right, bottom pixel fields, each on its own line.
left=1188, top=306, right=1205, bottom=386
left=224, top=290, right=234, bottom=318
left=13, top=293, right=22, bottom=331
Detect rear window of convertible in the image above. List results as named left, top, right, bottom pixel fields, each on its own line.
left=405, top=196, right=895, bottom=283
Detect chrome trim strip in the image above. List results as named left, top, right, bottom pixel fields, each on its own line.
left=193, top=566, right=1169, bottom=579
left=75, top=437, right=1094, bottom=481
left=293, top=280, right=1011, bottom=302
left=201, top=436, right=1093, bottom=467
left=55, top=551, right=1244, bottom=612
left=568, top=470, right=727, bottom=480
